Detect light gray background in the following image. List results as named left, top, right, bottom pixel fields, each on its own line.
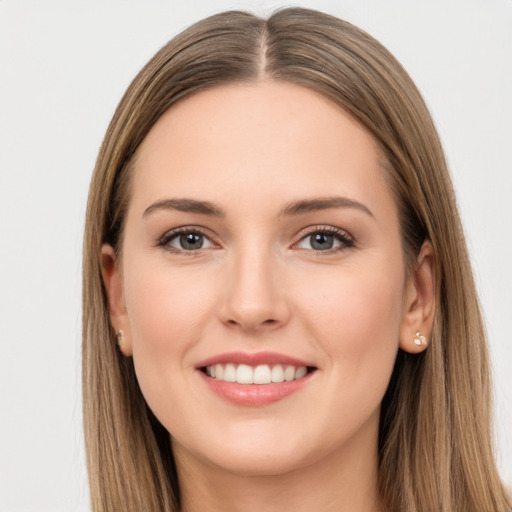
left=0, top=1, right=510, bottom=510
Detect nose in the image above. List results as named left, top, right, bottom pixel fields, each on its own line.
left=218, top=246, right=291, bottom=333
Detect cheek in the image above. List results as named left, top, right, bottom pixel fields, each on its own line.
left=325, top=271, right=403, bottom=345
left=303, top=256, right=403, bottom=325
left=125, top=260, right=215, bottom=346
left=122, top=259, right=218, bottom=400
left=299, top=258, right=404, bottom=398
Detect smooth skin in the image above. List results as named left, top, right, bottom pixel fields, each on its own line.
left=101, top=81, right=435, bottom=512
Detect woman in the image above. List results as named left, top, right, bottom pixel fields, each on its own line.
left=82, top=7, right=511, bottom=511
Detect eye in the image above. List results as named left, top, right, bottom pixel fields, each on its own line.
left=295, top=228, right=354, bottom=252
left=158, top=229, right=215, bottom=252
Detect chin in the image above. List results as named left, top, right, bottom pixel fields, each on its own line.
left=202, top=444, right=314, bottom=477
left=173, top=420, right=336, bottom=478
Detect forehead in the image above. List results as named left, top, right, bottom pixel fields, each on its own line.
left=129, top=81, right=395, bottom=220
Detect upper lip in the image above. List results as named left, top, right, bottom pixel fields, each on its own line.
left=195, top=351, right=315, bottom=369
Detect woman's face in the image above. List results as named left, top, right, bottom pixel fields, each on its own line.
left=103, top=81, right=431, bottom=477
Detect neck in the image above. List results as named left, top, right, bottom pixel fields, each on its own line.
left=174, top=410, right=383, bottom=512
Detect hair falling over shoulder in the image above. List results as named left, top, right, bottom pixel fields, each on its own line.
left=82, top=7, right=512, bottom=511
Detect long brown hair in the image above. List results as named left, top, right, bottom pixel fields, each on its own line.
left=82, top=8, right=511, bottom=511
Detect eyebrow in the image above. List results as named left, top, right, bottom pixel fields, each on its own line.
left=143, top=198, right=225, bottom=218
left=142, top=196, right=374, bottom=219
left=280, top=197, right=374, bottom=218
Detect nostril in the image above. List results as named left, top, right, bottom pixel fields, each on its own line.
left=224, top=318, right=279, bottom=329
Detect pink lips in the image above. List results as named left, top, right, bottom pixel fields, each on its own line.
left=196, top=351, right=316, bottom=406
left=196, top=351, right=313, bottom=368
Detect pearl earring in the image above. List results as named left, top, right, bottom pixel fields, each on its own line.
left=413, top=331, right=426, bottom=346
left=116, top=329, right=124, bottom=349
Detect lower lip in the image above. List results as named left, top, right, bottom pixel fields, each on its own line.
left=198, top=371, right=314, bottom=406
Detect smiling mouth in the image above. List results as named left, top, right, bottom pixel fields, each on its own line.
left=201, top=363, right=316, bottom=384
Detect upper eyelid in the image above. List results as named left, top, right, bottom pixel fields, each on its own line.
left=294, top=224, right=353, bottom=240
left=291, top=225, right=356, bottom=251
left=157, top=226, right=217, bottom=246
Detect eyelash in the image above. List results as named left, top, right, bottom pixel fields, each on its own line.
left=156, top=226, right=214, bottom=255
left=156, top=225, right=355, bottom=255
left=294, top=225, right=355, bottom=254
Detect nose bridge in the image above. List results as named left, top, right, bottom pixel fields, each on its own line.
left=220, top=239, right=289, bottom=331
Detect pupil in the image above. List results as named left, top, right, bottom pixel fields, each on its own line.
left=311, top=233, right=333, bottom=250
left=180, top=233, right=202, bottom=250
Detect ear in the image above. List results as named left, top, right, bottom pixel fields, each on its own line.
left=399, top=240, right=436, bottom=354
left=100, top=244, right=133, bottom=356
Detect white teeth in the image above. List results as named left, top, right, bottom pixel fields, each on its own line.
left=271, top=365, right=284, bottom=383
left=284, top=365, right=295, bottom=382
left=205, top=363, right=310, bottom=384
left=295, top=366, right=307, bottom=379
left=236, top=364, right=253, bottom=384
left=254, top=365, right=272, bottom=384
left=214, top=364, right=224, bottom=380
left=224, top=363, right=236, bottom=382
